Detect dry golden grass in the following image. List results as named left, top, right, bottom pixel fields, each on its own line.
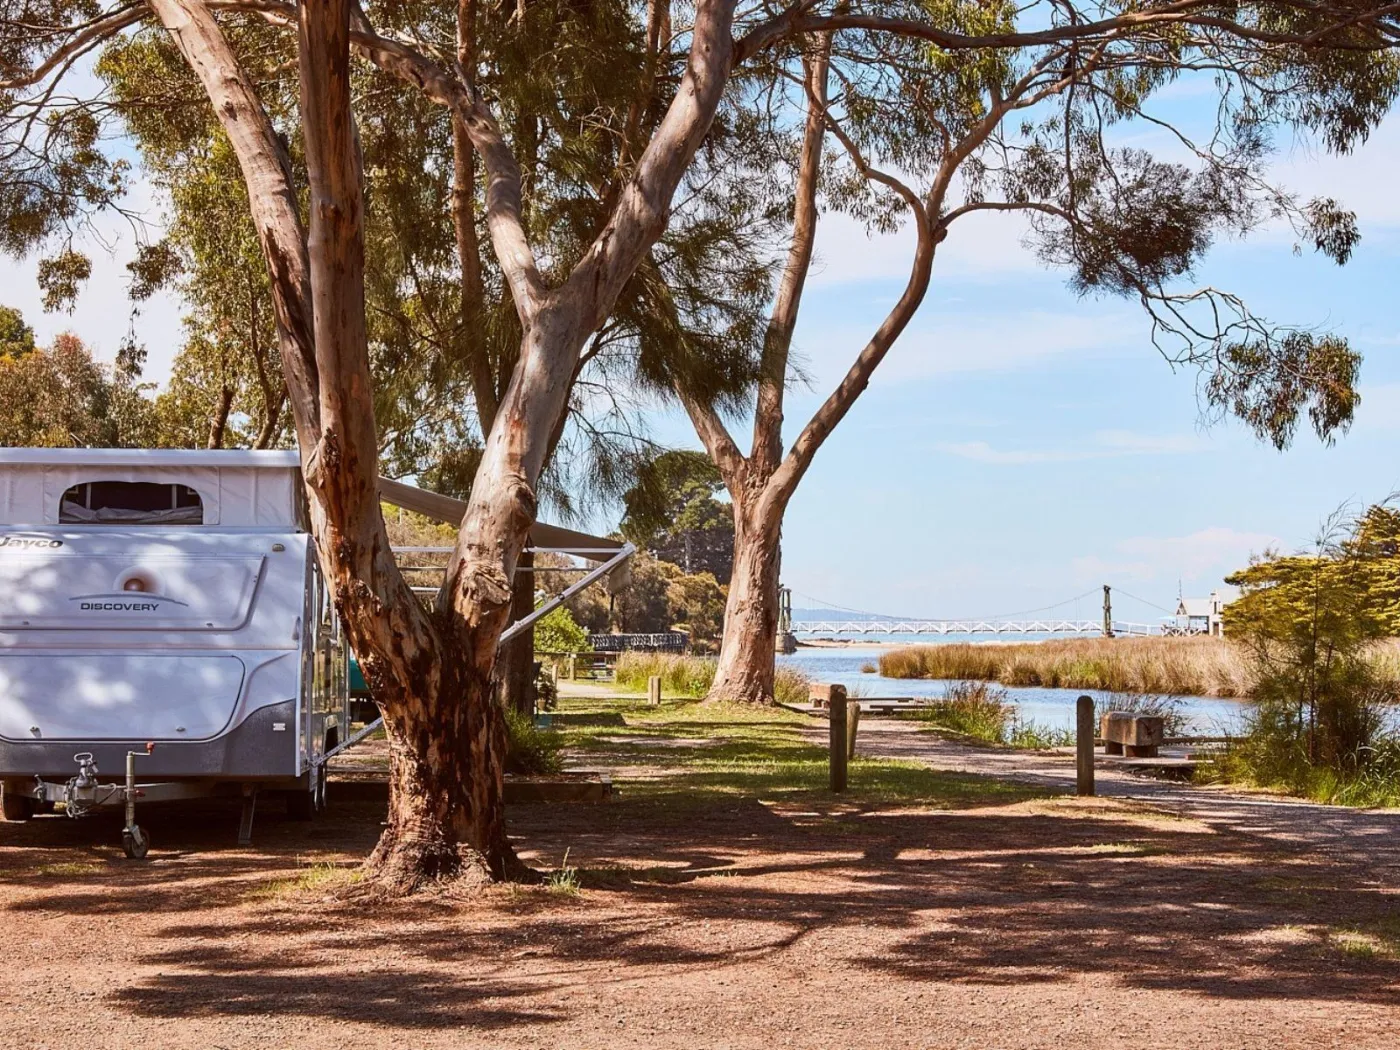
left=879, top=636, right=1251, bottom=697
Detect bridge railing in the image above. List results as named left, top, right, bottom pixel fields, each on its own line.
left=789, top=619, right=1166, bottom=636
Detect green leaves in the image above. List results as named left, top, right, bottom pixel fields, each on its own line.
left=0, top=324, right=156, bottom=448
left=36, top=248, right=91, bottom=313
left=0, top=304, right=35, bottom=358
left=1305, top=197, right=1361, bottom=265
left=619, top=450, right=728, bottom=551
left=1224, top=503, right=1400, bottom=770
left=1205, top=331, right=1361, bottom=450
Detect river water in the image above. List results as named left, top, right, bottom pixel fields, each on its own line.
left=777, top=645, right=1247, bottom=735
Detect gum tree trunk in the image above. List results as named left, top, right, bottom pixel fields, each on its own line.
left=148, top=0, right=738, bottom=889
left=709, top=502, right=782, bottom=703
left=496, top=548, right=536, bottom=717
left=367, top=651, right=516, bottom=888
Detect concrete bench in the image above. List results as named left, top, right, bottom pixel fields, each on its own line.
left=1100, top=712, right=1165, bottom=758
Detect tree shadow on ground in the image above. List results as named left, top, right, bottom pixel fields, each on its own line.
left=6, top=781, right=1400, bottom=1034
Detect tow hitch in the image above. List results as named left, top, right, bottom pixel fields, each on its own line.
left=53, top=743, right=156, bottom=859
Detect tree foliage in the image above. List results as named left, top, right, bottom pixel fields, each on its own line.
left=0, top=304, right=35, bottom=357
left=619, top=450, right=731, bottom=550
left=0, top=313, right=155, bottom=447
left=533, top=604, right=589, bottom=655
left=607, top=552, right=729, bottom=645
left=8, top=0, right=1400, bottom=882
left=1224, top=504, right=1400, bottom=772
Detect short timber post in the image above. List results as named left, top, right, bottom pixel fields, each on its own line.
left=827, top=684, right=849, bottom=793
left=1102, top=584, right=1114, bottom=639
left=1076, top=694, right=1096, bottom=797
left=846, top=701, right=861, bottom=761
left=647, top=675, right=662, bottom=706
left=568, top=653, right=577, bottom=681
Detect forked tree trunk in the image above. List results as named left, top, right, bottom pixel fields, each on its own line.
left=151, top=0, right=739, bottom=890
left=708, top=505, right=782, bottom=703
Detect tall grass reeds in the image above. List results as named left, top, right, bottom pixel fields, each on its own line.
left=613, top=651, right=811, bottom=705
left=912, top=681, right=1072, bottom=748
left=880, top=636, right=1247, bottom=697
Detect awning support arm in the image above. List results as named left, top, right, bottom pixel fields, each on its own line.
left=320, top=541, right=635, bottom=767
left=498, top=542, right=635, bottom=647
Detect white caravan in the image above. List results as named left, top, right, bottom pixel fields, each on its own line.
left=0, top=448, right=633, bottom=858
left=0, top=449, right=348, bottom=854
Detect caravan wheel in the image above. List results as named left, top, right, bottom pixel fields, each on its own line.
left=122, top=825, right=150, bottom=860
left=1, top=789, right=34, bottom=823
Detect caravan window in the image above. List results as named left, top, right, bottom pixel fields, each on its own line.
left=60, top=481, right=204, bottom=525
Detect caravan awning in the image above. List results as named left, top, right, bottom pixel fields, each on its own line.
left=376, top=476, right=626, bottom=564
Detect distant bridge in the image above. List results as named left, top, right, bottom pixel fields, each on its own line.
left=790, top=618, right=1169, bottom=637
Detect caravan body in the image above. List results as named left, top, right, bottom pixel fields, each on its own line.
left=0, top=449, right=347, bottom=808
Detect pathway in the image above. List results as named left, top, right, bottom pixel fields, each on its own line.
left=807, top=717, right=1400, bottom=875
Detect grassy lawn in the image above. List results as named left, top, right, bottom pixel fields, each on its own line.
left=551, top=691, right=1052, bottom=814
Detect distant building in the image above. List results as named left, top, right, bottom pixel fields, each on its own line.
left=1175, top=591, right=1226, bottom=636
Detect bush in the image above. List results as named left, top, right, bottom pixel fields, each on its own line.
left=534, top=604, right=589, bottom=655
left=504, top=706, right=564, bottom=775
left=910, top=681, right=1076, bottom=749
left=913, top=681, right=1014, bottom=745
left=1217, top=503, right=1400, bottom=800
left=615, top=651, right=718, bottom=697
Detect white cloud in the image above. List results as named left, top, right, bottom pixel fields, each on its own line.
left=0, top=177, right=183, bottom=381
left=935, top=429, right=1208, bottom=465
left=1073, top=526, right=1284, bottom=585
left=808, top=206, right=1042, bottom=289
left=1094, top=430, right=1208, bottom=454
left=794, top=307, right=1143, bottom=392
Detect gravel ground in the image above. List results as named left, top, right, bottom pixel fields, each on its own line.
left=1, top=721, right=1398, bottom=1049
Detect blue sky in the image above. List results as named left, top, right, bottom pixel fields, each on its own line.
left=2, top=95, right=1397, bottom=628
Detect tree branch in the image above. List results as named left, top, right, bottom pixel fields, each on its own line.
left=750, top=33, right=829, bottom=481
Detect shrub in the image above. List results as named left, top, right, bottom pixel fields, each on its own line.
left=534, top=604, right=589, bottom=655
left=615, top=651, right=717, bottom=697
left=913, top=681, right=1014, bottom=745
left=911, top=681, right=1076, bottom=749
left=505, top=706, right=564, bottom=775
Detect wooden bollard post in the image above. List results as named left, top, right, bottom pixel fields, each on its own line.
left=827, top=684, right=849, bottom=793
left=568, top=653, right=577, bottom=681
left=846, top=701, right=861, bottom=760
left=1076, top=694, right=1095, bottom=797
left=647, top=675, right=662, bottom=706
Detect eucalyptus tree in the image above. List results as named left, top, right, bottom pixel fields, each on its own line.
left=6, top=0, right=1399, bottom=891
left=685, top=4, right=1398, bottom=702
left=92, top=2, right=772, bottom=715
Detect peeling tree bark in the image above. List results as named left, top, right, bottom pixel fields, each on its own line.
left=146, top=0, right=741, bottom=887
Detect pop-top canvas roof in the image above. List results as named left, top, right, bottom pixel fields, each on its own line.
left=0, top=450, right=627, bottom=557
left=0, top=448, right=300, bottom=527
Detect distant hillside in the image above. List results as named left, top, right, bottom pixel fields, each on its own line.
left=791, top=607, right=901, bottom=622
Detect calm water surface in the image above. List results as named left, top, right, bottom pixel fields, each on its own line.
left=777, top=645, right=1247, bottom=735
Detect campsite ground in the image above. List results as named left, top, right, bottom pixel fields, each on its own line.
left=1, top=692, right=1398, bottom=1049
